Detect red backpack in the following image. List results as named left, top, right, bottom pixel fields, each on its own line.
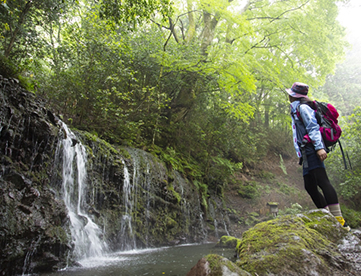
left=297, top=100, right=341, bottom=148
left=297, top=100, right=349, bottom=169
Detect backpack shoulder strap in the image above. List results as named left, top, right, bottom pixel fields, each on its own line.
left=297, top=100, right=323, bottom=126
left=296, top=99, right=316, bottom=120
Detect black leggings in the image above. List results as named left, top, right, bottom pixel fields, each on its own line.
left=303, top=167, right=339, bottom=208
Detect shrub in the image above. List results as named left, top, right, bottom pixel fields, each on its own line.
left=238, top=181, right=260, bottom=199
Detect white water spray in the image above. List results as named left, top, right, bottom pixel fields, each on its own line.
left=120, top=160, right=137, bottom=250
left=59, top=123, right=108, bottom=260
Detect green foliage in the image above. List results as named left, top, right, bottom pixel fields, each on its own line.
left=168, top=184, right=182, bottom=204
left=276, top=181, right=298, bottom=196
left=238, top=181, right=260, bottom=199
left=243, top=212, right=261, bottom=226
left=99, top=0, right=173, bottom=25
left=207, top=156, right=242, bottom=186
left=0, top=55, right=18, bottom=78
left=278, top=203, right=304, bottom=216
left=0, top=0, right=71, bottom=60
left=194, top=180, right=209, bottom=211
left=341, top=205, right=361, bottom=229
left=159, top=147, right=185, bottom=172
left=257, top=171, right=275, bottom=181
left=314, top=3, right=361, bottom=117
left=155, top=146, right=202, bottom=179
left=279, top=154, right=287, bottom=175
left=326, top=107, right=361, bottom=208
left=0, top=0, right=350, bottom=197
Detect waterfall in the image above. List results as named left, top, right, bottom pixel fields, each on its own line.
left=175, top=171, right=191, bottom=241
left=58, top=123, right=108, bottom=260
left=119, top=160, right=137, bottom=250
left=208, top=199, right=230, bottom=238
left=120, top=148, right=154, bottom=249
left=22, top=236, right=41, bottom=275
left=223, top=221, right=230, bottom=236
left=197, top=196, right=208, bottom=241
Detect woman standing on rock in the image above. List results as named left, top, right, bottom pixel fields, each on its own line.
left=287, top=82, right=350, bottom=231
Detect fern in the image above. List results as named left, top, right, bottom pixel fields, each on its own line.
left=279, top=154, right=287, bottom=175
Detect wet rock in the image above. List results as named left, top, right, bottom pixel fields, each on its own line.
left=236, top=210, right=360, bottom=275
left=0, top=75, right=71, bottom=275
left=186, top=257, right=210, bottom=276
left=17, top=203, right=32, bottom=214
left=186, top=255, right=251, bottom=276
left=3, top=173, right=31, bottom=190
left=216, top=236, right=241, bottom=248
left=188, top=211, right=361, bottom=276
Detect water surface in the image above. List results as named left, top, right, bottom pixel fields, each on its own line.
left=40, top=243, right=235, bottom=276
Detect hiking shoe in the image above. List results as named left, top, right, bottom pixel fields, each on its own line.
left=343, top=221, right=351, bottom=232
left=335, top=216, right=351, bottom=231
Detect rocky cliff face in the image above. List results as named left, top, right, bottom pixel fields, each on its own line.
left=0, top=76, right=70, bottom=275
left=0, top=76, right=230, bottom=275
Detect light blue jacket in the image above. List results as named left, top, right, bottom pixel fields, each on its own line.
left=290, top=100, right=324, bottom=157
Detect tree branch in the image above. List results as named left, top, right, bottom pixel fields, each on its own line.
left=4, top=0, right=33, bottom=57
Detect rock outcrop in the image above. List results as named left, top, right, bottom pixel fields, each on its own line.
left=188, top=210, right=361, bottom=275
left=0, top=76, right=70, bottom=276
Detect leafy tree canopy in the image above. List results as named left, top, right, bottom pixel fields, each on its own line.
left=98, top=0, right=173, bottom=25
left=0, top=0, right=352, bottom=193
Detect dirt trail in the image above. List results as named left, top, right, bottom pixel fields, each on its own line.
left=224, top=152, right=315, bottom=236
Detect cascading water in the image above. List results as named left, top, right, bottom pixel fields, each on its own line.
left=175, top=171, right=192, bottom=240
left=119, top=160, right=137, bottom=250
left=119, top=149, right=156, bottom=249
left=208, top=199, right=230, bottom=238
left=58, top=122, right=108, bottom=260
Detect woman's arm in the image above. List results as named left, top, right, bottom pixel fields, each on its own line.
left=299, top=104, right=324, bottom=151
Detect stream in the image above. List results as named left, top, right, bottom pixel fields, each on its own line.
left=39, top=243, right=235, bottom=276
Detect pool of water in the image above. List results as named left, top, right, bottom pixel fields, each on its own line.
left=39, top=243, right=235, bottom=276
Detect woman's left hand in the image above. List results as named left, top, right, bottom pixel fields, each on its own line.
left=316, top=149, right=327, bottom=161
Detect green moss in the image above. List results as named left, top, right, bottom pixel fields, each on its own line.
left=82, top=131, right=98, bottom=142
left=45, top=226, right=69, bottom=244
left=168, top=184, right=181, bottom=204
left=236, top=210, right=347, bottom=275
left=205, top=254, right=248, bottom=276
left=207, top=222, right=215, bottom=231
left=193, top=180, right=208, bottom=211
left=165, top=216, right=178, bottom=229
left=216, top=235, right=242, bottom=248
left=205, top=254, right=223, bottom=275
left=78, top=130, right=130, bottom=158
left=84, top=145, right=94, bottom=158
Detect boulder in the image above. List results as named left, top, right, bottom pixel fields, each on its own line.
left=236, top=210, right=358, bottom=275
left=216, top=236, right=242, bottom=248
left=186, top=254, right=251, bottom=276
left=187, top=210, right=361, bottom=275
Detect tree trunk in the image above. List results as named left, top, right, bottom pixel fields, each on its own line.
left=185, top=0, right=195, bottom=43
left=200, top=11, right=219, bottom=55
left=4, top=1, right=33, bottom=58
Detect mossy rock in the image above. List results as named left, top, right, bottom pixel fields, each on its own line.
left=236, top=210, right=351, bottom=276
left=165, top=216, right=178, bottom=229
left=187, top=254, right=251, bottom=276
left=216, top=235, right=242, bottom=248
